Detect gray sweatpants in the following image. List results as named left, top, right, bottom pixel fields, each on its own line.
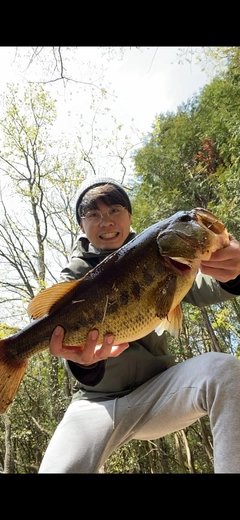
left=39, top=352, right=240, bottom=473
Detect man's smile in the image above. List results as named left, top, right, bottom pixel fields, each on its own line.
left=99, top=232, right=119, bottom=239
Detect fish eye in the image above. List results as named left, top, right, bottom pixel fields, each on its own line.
left=179, top=213, right=192, bottom=222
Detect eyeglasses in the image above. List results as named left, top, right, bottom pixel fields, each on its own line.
left=81, top=205, right=126, bottom=225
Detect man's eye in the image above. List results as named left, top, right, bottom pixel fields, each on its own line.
left=109, top=208, right=119, bottom=215
left=88, top=212, right=99, bottom=218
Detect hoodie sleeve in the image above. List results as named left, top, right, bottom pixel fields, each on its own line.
left=219, top=275, right=240, bottom=295
left=184, top=271, right=240, bottom=307
left=65, top=360, right=106, bottom=386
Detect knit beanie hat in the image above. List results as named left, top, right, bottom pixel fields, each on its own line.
left=75, top=176, right=132, bottom=225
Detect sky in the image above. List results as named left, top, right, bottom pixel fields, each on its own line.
left=0, top=47, right=210, bottom=324
left=0, top=46, right=209, bottom=180
left=93, top=46, right=208, bottom=134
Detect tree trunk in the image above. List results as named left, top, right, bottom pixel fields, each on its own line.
left=174, top=432, right=187, bottom=473
left=181, top=429, right=196, bottom=473
left=198, top=418, right=214, bottom=463
left=2, top=413, right=14, bottom=473
left=201, top=307, right=222, bottom=352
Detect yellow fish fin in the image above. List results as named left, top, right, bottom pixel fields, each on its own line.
left=27, top=280, right=81, bottom=319
left=0, top=342, right=28, bottom=413
left=155, top=305, right=183, bottom=338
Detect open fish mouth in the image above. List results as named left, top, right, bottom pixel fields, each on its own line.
left=164, top=256, right=192, bottom=275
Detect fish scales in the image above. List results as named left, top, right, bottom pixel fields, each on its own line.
left=18, top=234, right=170, bottom=351
left=66, top=236, right=170, bottom=343
left=0, top=208, right=230, bottom=412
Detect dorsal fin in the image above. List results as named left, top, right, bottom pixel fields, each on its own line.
left=27, top=280, right=81, bottom=319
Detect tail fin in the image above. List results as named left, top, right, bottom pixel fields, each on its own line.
left=0, top=340, right=28, bottom=413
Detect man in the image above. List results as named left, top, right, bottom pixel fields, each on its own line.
left=39, top=177, right=240, bottom=473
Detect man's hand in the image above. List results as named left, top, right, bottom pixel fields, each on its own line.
left=49, top=326, right=129, bottom=365
left=200, top=238, right=240, bottom=283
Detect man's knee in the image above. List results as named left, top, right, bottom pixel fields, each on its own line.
left=199, top=351, right=240, bottom=382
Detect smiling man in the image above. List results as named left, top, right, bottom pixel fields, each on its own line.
left=77, top=179, right=132, bottom=250
left=39, top=176, right=240, bottom=474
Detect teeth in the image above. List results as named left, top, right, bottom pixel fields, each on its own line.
left=100, top=233, right=117, bottom=238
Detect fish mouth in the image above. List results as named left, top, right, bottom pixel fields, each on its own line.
left=164, top=256, right=191, bottom=275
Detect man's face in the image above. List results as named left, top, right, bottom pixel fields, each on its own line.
left=80, top=200, right=132, bottom=250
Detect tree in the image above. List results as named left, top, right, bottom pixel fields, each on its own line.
left=0, top=83, right=84, bottom=325
left=0, top=80, right=140, bottom=472
left=1, top=47, right=240, bottom=473
left=0, top=83, right=84, bottom=471
left=8, top=47, right=156, bottom=87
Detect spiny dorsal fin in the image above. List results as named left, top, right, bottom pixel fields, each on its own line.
left=27, top=280, right=81, bottom=319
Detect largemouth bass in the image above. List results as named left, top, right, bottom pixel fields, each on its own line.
left=0, top=208, right=230, bottom=413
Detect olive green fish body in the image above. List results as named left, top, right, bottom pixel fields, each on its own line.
left=0, top=208, right=230, bottom=412
left=6, top=234, right=174, bottom=358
